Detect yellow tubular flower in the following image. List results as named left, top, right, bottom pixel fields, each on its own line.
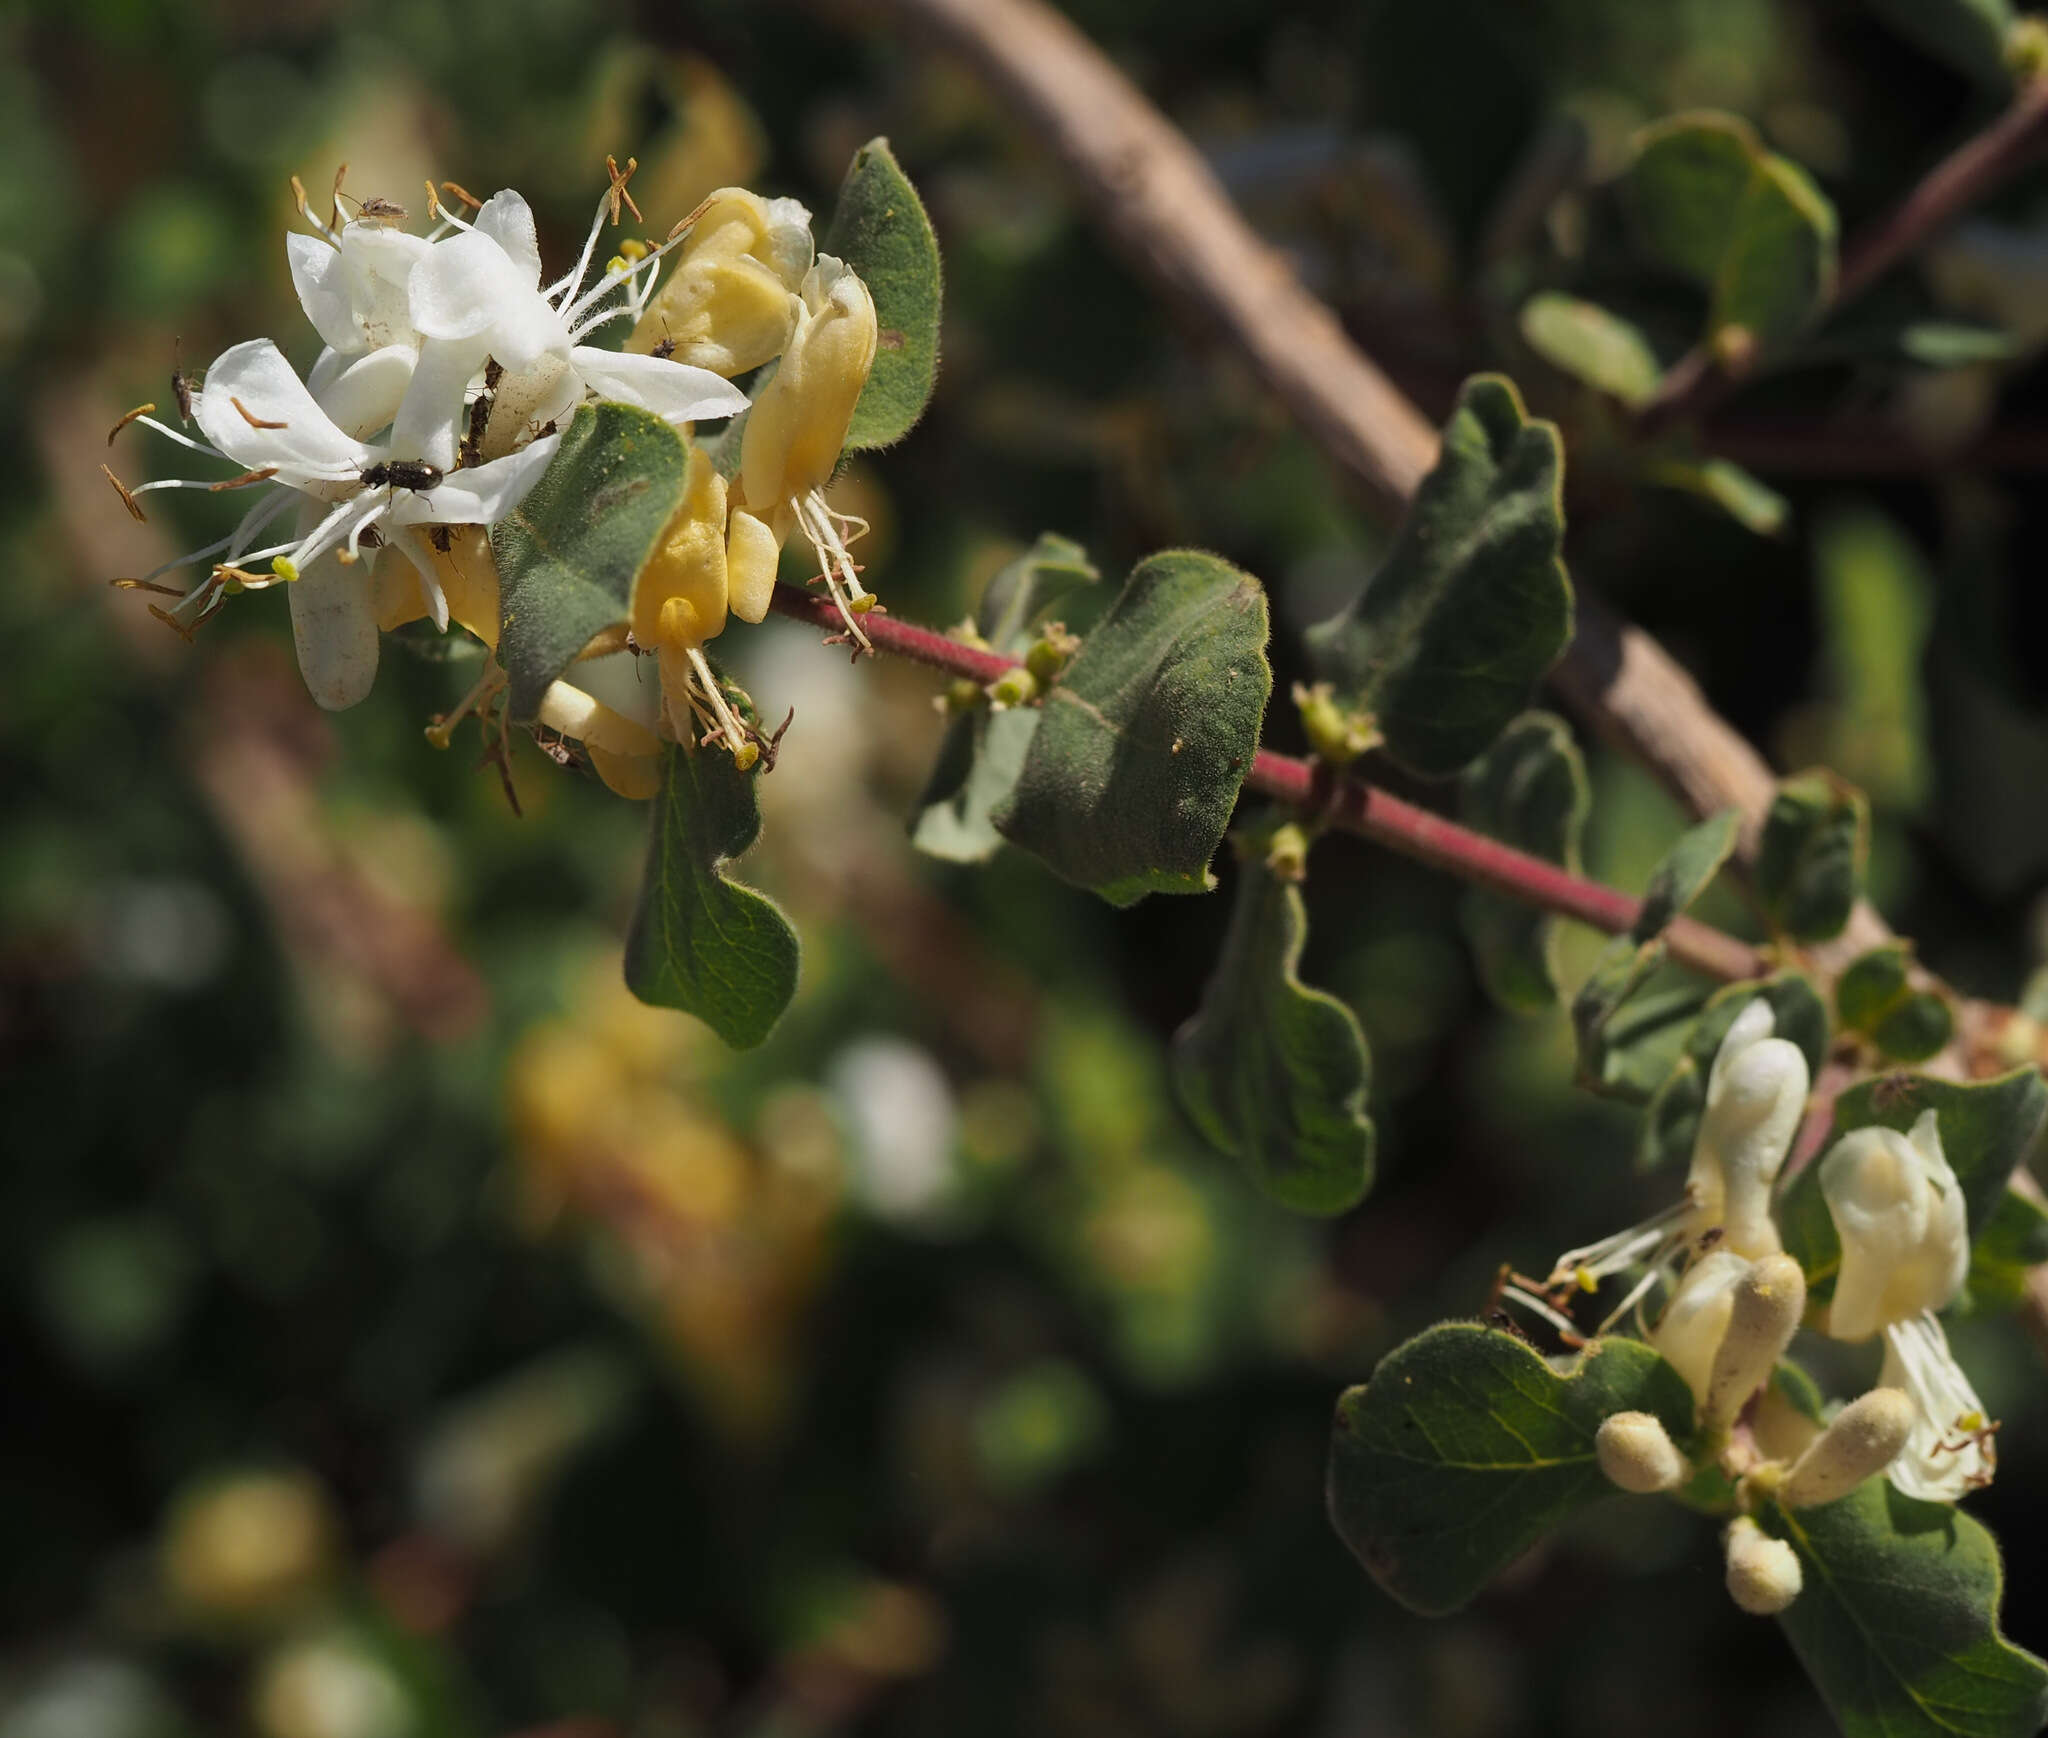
left=625, top=188, right=814, bottom=377
left=726, top=506, right=782, bottom=624
left=371, top=525, right=504, bottom=647
left=537, top=649, right=665, bottom=800
left=736, top=255, right=880, bottom=645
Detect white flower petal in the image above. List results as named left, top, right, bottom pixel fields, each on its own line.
left=288, top=234, right=361, bottom=354
left=475, top=190, right=543, bottom=288
left=195, top=339, right=372, bottom=490
left=337, top=225, right=431, bottom=350
left=568, top=347, right=750, bottom=424
left=409, top=230, right=528, bottom=343
left=389, top=336, right=492, bottom=475
left=288, top=540, right=379, bottom=710
left=392, top=432, right=563, bottom=528
left=312, top=343, right=417, bottom=440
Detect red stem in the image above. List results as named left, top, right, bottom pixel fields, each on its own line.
left=769, top=582, right=1768, bottom=982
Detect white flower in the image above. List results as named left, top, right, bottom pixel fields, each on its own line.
left=110, top=338, right=559, bottom=709
left=1820, top=1112, right=1970, bottom=1339
left=1686, top=998, right=1808, bottom=1259
left=286, top=188, right=434, bottom=439
left=396, top=181, right=749, bottom=473
left=1650, top=1250, right=1750, bottom=1407
left=1506, top=1000, right=1809, bottom=1338
left=1820, top=1111, right=1992, bottom=1500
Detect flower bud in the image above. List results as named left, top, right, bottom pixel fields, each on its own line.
left=1723, top=1516, right=1802, bottom=1615
left=627, top=189, right=815, bottom=377
left=1652, top=1250, right=1750, bottom=1408
left=740, top=256, right=879, bottom=512
left=1703, top=1253, right=1806, bottom=1430
left=1687, top=1001, right=1808, bottom=1258
left=1819, top=1110, right=1968, bottom=1342
left=725, top=506, right=781, bottom=623
left=988, top=667, right=1041, bottom=710
left=1780, top=1387, right=1915, bottom=1509
left=632, top=446, right=728, bottom=652
left=1595, top=1411, right=1688, bottom=1493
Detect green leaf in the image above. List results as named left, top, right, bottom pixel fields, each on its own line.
left=1328, top=1325, right=1694, bottom=1616
left=492, top=402, right=692, bottom=722
left=1862, top=0, right=2018, bottom=88
left=1518, top=293, right=1663, bottom=408
left=1836, top=943, right=1955, bottom=1062
left=1958, top=1186, right=2048, bottom=1313
left=1635, top=809, right=1741, bottom=941
left=1779, top=1067, right=2048, bottom=1295
left=1761, top=1480, right=2048, bottom=1738
left=993, top=550, right=1272, bottom=905
left=1571, top=811, right=1744, bottom=1100
left=823, top=137, right=942, bottom=451
left=623, top=742, right=800, bottom=1049
left=1757, top=771, right=1870, bottom=943
left=1305, top=374, right=1573, bottom=778
left=1626, top=112, right=1838, bottom=348
left=1171, top=848, right=1374, bottom=1215
left=1460, top=712, right=1591, bottom=1012
left=1647, top=455, right=1790, bottom=537
left=911, top=535, right=1100, bottom=864
left=1637, top=972, right=1831, bottom=1170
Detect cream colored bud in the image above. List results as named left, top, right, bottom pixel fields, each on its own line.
left=1596, top=1411, right=1688, bottom=1493
left=740, top=256, right=879, bottom=512
left=1724, top=1516, right=1802, bottom=1615
left=1820, top=1110, right=1968, bottom=1342
left=1703, top=1254, right=1806, bottom=1429
left=1686, top=1001, right=1808, bottom=1258
left=1780, top=1387, right=1916, bottom=1509
left=1652, top=1250, right=1750, bottom=1407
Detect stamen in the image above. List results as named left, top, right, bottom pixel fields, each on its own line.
left=685, top=647, right=760, bottom=770
left=439, top=179, right=484, bottom=211
left=107, top=402, right=156, bottom=445
left=111, top=577, right=185, bottom=597
left=291, top=173, right=343, bottom=244
left=604, top=154, right=641, bottom=225
left=426, top=658, right=506, bottom=751
left=102, top=464, right=147, bottom=521
left=133, top=414, right=220, bottom=458
left=232, top=397, right=288, bottom=430
left=330, top=161, right=349, bottom=232
left=797, top=491, right=876, bottom=654
left=206, top=466, right=281, bottom=492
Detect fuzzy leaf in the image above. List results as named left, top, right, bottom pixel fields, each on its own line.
left=1519, top=293, right=1663, bottom=407
left=1637, top=973, right=1831, bottom=1170
left=1863, top=0, right=2018, bottom=87
left=1959, top=1186, right=2048, bottom=1313
left=493, top=402, right=692, bottom=722
left=1837, top=943, right=1955, bottom=1062
left=1459, top=711, right=1591, bottom=1012
left=993, top=550, right=1271, bottom=905
left=1779, top=1066, right=2048, bottom=1296
left=1635, top=809, right=1741, bottom=940
left=824, top=137, right=942, bottom=451
left=911, top=535, right=1100, bottom=864
left=624, top=742, right=800, bottom=1049
left=1305, top=375, right=1572, bottom=778
left=1648, top=455, right=1790, bottom=537
left=1758, top=772, right=1870, bottom=943
left=1761, top=1480, right=2048, bottom=1738
left=1171, top=853, right=1374, bottom=1215
left=1328, top=1326, right=1694, bottom=1616
left=1626, top=112, right=1838, bottom=348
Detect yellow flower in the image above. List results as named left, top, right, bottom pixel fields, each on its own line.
left=733, top=254, right=880, bottom=645
left=625, top=187, right=814, bottom=377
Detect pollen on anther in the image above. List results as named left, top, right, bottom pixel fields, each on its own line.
left=106, top=402, right=156, bottom=446
left=101, top=464, right=147, bottom=522
left=231, top=397, right=288, bottom=430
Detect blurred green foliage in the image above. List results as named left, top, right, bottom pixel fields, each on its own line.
left=7, top=1, right=2048, bottom=1736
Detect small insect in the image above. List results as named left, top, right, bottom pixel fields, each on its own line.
left=171, top=340, right=196, bottom=423
left=428, top=525, right=453, bottom=553
left=460, top=389, right=490, bottom=469
left=350, top=194, right=409, bottom=225
left=650, top=320, right=677, bottom=361
left=360, top=459, right=445, bottom=493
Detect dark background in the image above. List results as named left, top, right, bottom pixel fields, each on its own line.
left=3, top=1, right=2046, bottom=1733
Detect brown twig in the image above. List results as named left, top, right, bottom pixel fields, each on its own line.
left=1644, top=76, right=2048, bottom=431
left=768, top=584, right=1764, bottom=981
left=827, top=0, right=1826, bottom=904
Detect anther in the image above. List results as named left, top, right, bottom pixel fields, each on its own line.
left=440, top=179, right=484, bottom=211
left=207, top=466, right=281, bottom=492
left=604, top=154, right=641, bottom=225
left=102, top=464, right=147, bottom=521
left=232, top=398, right=288, bottom=430
left=107, top=402, right=156, bottom=446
